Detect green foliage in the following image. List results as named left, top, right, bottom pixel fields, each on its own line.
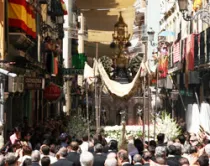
left=128, top=53, right=143, bottom=73
left=68, top=115, right=89, bottom=138
left=99, top=56, right=113, bottom=73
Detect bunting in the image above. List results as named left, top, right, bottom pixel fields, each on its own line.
left=8, top=0, right=36, bottom=38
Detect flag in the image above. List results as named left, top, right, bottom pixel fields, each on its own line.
left=60, top=0, right=68, bottom=15
left=8, top=0, right=36, bottom=38
left=173, top=41, right=181, bottom=63
left=187, top=34, right=195, bottom=70
left=158, top=47, right=168, bottom=78
left=193, top=0, right=202, bottom=11
left=54, top=57, right=58, bottom=75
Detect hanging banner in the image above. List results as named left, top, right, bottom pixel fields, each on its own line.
left=158, top=45, right=168, bottom=78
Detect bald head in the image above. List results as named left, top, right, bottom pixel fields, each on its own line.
left=105, top=158, right=117, bottom=166
left=133, top=154, right=142, bottom=164
left=31, top=150, right=40, bottom=162
left=156, top=157, right=166, bottom=165
left=70, top=141, right=79, bottom=151
left=117, top=149, right=129, bottom=162
left=57, top=147, right=68, bottom=157
left=107, top=152, right=116, bottom=159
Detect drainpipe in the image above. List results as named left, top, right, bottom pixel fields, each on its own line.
left=0, top=0, right=6, bottom=147
left=37, top=2, right=41, bottom=62
left=63, top=0, right=73, bottom=115
left=0, top=75, right=5, bottom=147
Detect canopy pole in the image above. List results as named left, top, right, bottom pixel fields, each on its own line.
left=154, top=63, right=159, bottom=140
left=85, top=81, right=90, bottom=140
left=148, top=76, right=150, bottom=143
left=143, top=76, right=146, bottom=145
left=95, top=42, right=100, bottom=134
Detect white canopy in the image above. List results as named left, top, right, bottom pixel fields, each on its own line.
left=84, top=59, right=151, bottom=98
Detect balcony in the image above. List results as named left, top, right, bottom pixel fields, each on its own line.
left=9, top=33, right=35, bottom=51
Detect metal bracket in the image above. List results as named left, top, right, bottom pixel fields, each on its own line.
left=182, top=3, right=210, bottom=25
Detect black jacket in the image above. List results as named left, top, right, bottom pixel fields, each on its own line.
left=52, top=158, right=74, bottom=166
left=67, top=152, right=81, bottom=166
left=93, top=153, right=106, bottom=166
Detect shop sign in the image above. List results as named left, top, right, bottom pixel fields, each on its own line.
left=180, top=90, right=193, bottom=97
left=44, top=83, right=61, bottom=101
left=63, top=68, right=84, bottom=75
left=24, top=77, right=42, bottom=90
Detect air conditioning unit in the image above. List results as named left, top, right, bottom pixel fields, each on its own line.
left=17, top=76, right=24, bottom=93
left=8, top=77, right=17, bottom=93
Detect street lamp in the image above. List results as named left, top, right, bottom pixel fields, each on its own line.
left=177, top=0, right=210, bottom=24
left=177, top=0, right=193, bottom=21
left=177, top=0, right=188, bottom=11
left=147, top=28, right=157, bottom=46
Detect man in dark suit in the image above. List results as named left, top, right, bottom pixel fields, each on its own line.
left=166, top=144, right=182, bottom=166
left=52, top=147, right=73, bottom=166
left=67, top=141, right=81, bottom=166
left=133, top=154, right=142, bottom=166
left=117, top=149, right=132, bottom=166
left=93, top=144, right=106, bottom=166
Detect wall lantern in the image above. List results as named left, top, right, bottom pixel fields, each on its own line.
left=177, top=0, right=210, bottom=24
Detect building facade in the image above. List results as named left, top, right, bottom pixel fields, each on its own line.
left=0, top=0, right=67, bottom=144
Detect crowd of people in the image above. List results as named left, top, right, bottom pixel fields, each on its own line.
left=1, top=116, right=210, bottom=166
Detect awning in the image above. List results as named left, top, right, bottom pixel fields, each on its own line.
left=76, top=0, right=136, bottom=57
left=159, top=30, right=175, bottom=37
left=84, top=8, right=135, bottom=42
left=76, top=0, right=136, bottom=10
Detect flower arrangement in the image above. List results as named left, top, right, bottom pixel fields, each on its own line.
left=104, top=125, right=142, bottom=141
left=104, top=112, right=181, bottom=142
left=155, top=112, right=182, bottom=141
left=67, top=111, right=181, bottom=142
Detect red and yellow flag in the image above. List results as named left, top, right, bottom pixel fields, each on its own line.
left=8, top=0, right=36, bottom=38
left=60, top=0, right=68, bottom=15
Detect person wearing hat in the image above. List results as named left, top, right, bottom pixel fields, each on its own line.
left=53, top=147, right=73, bottom=166
left=60, top=133, right=69, bottom=148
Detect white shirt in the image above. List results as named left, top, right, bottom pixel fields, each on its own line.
left=80, top=141, right=89, bottom=153
left=18, top=155, right=31, bottom=166
left=40, top=154, right=57, bottom=164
